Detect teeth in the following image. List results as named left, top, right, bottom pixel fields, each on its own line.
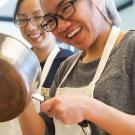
left=30, top=34, right=40, bottom=39
left=67, top=27, right=81, bottom=39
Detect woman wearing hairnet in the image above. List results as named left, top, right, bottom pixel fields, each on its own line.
left=19, top=0, right=135, bottom=135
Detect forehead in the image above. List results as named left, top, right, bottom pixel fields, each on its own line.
left=41, top=0, right=69, bottom=13
left=19, top=0, right=41, bottom=14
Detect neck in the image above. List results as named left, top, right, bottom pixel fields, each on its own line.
left=83, top=26, right=126, bottom=63
left=33, top=44, right=56, bottom=62
left=83, top=25, right=112, bottom=63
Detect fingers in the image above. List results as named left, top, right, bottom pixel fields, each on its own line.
left=40, top=97, right=55, bottom=112
left=40, top=96, right=61, bottom=116
left=40, top=96, right=67, bottom=120
left=40, top=94, right=86, bottom=125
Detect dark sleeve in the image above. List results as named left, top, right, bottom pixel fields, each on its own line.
left=39, top=112, right=55, bottom=135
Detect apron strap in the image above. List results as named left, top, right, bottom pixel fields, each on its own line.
left=38, top=45, right=60, bottom=92
left=91, top=26, right=120, bottom=84
left=89, top=26, right=120, bottom=97
left=58, top=52, right=82, bottom=88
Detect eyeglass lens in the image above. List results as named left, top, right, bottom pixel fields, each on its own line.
left=41, top=1, right=75, bottom=32
left=15, top=15, right=44, bottom=28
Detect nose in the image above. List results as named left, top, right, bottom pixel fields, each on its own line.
left=57, top=18, right=71, bottom=33
left=25, top=20, right=37, bottom=32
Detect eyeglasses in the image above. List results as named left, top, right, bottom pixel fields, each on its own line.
left=14, top=15, right=44, bottom=28
left=41, top=0, right=78, bottom=32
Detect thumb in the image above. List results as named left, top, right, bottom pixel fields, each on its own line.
left=40, top=97, right=56, bottom=112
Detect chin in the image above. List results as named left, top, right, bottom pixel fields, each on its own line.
left=32, top=40, right=42, bottom=46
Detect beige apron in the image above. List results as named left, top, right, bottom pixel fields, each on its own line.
left=54, top=26, right=120, bottom=135
left=38, top=45, right=60, bottom=92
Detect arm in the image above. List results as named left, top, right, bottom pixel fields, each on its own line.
left=86, top=97, right=135, bottom=135
left=19, top=101, right=46, bottom=135
left=41, top=94, right=135, bottom=135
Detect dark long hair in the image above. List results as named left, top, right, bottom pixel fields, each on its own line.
left=13, top=0, right=23, bottom=23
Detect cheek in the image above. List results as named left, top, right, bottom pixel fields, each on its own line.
left=40, top=27, right=46, bottom=36
left=52, top=31, right=61, bottom=40
left=20, top=28, right=27, bottom=38
left=52, top=31, right=69, bottom=44
left=20, top=28, right=31, bottom=42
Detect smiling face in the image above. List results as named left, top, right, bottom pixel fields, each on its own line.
left=17, top=0, right=55, bottom=49
left=41, top=0, right=110, bottom=51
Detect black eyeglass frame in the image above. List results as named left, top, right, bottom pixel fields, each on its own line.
left=14, top=15, right=44, bottom=28
left=41, top=0, right=78, bottom=32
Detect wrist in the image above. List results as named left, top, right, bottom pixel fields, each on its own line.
left=83, top=97, right=105, bottom=122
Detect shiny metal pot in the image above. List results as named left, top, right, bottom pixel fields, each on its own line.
left=0, top=33, right=41, bottom=122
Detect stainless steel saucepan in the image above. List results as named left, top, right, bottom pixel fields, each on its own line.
left=0, top=33, right=41, bottom=122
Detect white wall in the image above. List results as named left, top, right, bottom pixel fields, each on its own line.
left=119, top=4, right=135, bottom=30
left=0, top=21, right=31, bottom=47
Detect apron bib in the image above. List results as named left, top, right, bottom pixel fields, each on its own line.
left=33, top=46, right=60, bottom=111
left=38, top=45, right=60, bottom=92
left=54, top=26, right=120, bottom=135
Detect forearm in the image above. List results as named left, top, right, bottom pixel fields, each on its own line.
left=19, top=101, right=46, bottom=135
left=85, top=98, right=135, bottom=135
